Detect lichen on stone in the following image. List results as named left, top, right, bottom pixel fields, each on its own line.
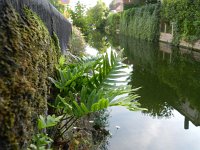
left=0, top=3, right=60, bottom=149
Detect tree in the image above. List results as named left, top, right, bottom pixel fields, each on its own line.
left=68, top=1, right=89, bottom=35
left=86, top=0, right=109, bottom=30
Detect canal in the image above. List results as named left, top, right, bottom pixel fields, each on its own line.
left=87, top=32, right=200, bottom=150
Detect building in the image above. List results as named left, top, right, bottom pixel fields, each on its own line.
left=109, top=0, right=123, bottom=12
left=109, top=0, right=146, bottom=12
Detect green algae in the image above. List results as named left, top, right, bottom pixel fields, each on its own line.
left=0, top=3, right=61, bottom=149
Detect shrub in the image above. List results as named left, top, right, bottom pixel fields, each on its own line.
left=49, top=50, right=144, bottom=119
left=105, top=12, right=121, bottom=34
left=86, top=0, right=109, bottom=30
left=161, top=0, right=200, bottom=44
left=68, top=2, right=89, bottom=35
left=69, top=26, right=86, bottom=57
left=120, top=4, right=160, bottom=42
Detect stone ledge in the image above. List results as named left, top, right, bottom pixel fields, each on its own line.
left=160, top=32, right=200, bottom=51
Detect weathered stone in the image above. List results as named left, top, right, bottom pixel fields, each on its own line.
left=0, top=0, right=70, bottom=149
left=2, top=0, right=72, bottom=53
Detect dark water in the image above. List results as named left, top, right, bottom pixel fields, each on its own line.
left=108, top=36, right=200, bottom=150
left=87, top=32, right=200, bottom=150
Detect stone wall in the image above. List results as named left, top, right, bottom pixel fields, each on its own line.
left=3, top=0, right=72, bottom=53
left=0, top=0, right=71, bottom=149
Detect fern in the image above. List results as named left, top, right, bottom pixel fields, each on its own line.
left=50, top=50, right=146, bottom=118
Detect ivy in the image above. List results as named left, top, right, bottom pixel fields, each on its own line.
left=161, top=0, right=200, bottom=44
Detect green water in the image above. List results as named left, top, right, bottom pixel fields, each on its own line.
left=123, top=36, right=200, bottom=121
left=87, top=32, right=200, bottom=150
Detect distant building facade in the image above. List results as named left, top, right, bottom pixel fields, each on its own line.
left=109, top=0, right=146, bottom=12
left=109, top=0, right=124, bottom=12
left=109, top=0, right=159, bottom=12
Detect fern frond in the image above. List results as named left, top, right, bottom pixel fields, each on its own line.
left=49, top=50, right=145, bottom=118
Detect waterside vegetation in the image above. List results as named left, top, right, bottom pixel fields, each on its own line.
left=119, top=3, right=160, bottom=41
left=30, top=50, right=145, bottom=149
left=105, top=0, right=200, bottom=46
left=161, top=0, right=200, bottom=45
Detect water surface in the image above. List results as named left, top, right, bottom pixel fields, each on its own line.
left=108, top=107, right=200, bottom=150
left=87, top=32, right=200, bottom=150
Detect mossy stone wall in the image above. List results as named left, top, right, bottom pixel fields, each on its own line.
left=0, top=1, right=65, bottom=149
left=6, top=0, right=72, bottom=53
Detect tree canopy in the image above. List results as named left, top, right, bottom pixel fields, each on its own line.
left=86, top=0, right=109, bottom=30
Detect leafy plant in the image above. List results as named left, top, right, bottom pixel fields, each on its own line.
left=67, top=1, right=89, bottom=35
left=38, top=115, right=63, bottom=130
left=29, top=134, right=53, bottom=150
left=48, top=0, right=65, bottom=14
left=29, top=115, right=62, bottom=150
left=49, top=50, right=145, bottom=121
left=48, top=0, right=70, bottom=18
left=69, top=26, right=86, bottom=57
left=161, top=0, right=200, bottom=44
left=120, top=4, right=160, bottom=42
left=86, top=0, right=109, bottom=30
left=105, top=12, right=121, bottom=34
left=87, top=31, right=109, bottom=53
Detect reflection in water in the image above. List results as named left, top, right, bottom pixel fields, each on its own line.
left=107, top=107, right=200, bottom=150
left=120, top=37, right=175, bottom=118
left=87, top=31, right=110, bottom=53
left=86, top=32, right=200, bottom=149
left=122, top=36, right=200, bottom=127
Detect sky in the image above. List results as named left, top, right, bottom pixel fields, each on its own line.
left=69, top=0, right=113, bottom=8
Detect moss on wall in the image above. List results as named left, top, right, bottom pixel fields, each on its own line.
left=0, top=3, right=60, bottom=149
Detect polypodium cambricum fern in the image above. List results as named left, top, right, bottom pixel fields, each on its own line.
left=49, top=50, right=146, bottom=118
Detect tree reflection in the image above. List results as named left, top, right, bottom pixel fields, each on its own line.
left=87, top=32, right=200, bottom=124
left=87, top=31, right=110, bottom=53
left=119, top=35, right=200, bottom=119
left=131, top=67, right=175, bottom=118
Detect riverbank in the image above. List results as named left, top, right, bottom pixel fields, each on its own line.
left=160, top=32, right=200, bottom=51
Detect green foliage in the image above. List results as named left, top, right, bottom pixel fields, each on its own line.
left=48, top=0, right=65, bottom=14
left=86, top=0, right=109, bottom=30
left=87, top=31, right=109, bottom=53
left=0, top=5, right=60, bottom=148
left=105, top=12, right=121, bottom=34
left=120, top=35, right=200, bottom=118
left=120, top=4, right=160, bottom=42
left=68, top=1, right=89, bottom=35
left=69, top=26, right=86, bottom=56
left=161, top=0, right=200, bottom=44
left=49, top=50, right=144, bottom=118
left=30, top=115, right=62, bottom=150
left=38, top=115, right=63, bottom=130
left=29, top=134, right=53, bottom=150
left=67, top=1, right=109, bottom=34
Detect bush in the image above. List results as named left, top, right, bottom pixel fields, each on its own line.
left=120, top=4, right=160, bottom=42
left=69, top=26, right=86, bottom=56
left=86, top=0, right=109, bottom=30
left=68, top=2, right=89, bottom=35
left=105, top=12, right=121, bottom=34
left=161, top=0, right=200, bottom=44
